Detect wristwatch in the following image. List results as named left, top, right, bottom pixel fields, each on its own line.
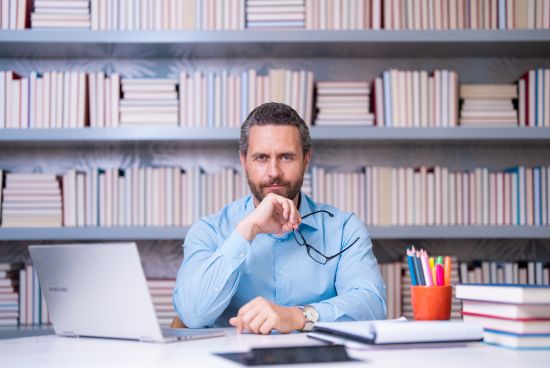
left=300, top=305, right=319, bottom=332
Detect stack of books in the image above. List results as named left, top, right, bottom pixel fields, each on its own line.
left=120, top=79, right=179, bottom=126
left=88, top=72, right=120, bottom=128
left=372, top=69, right=459, bottom=127
left=246, top=0, right=305, bottom=29
left=457, top=284, right=550, bottom=349
left=0, top=263, right=21, bottom=327
left=19, top=264, right=50, bottom=326
left=518, top=69, right=550, bottom=127
left=147, top=279, right=177, bottom=326
left=1, top=172, right=62, bottom=227
left=0, top=0, right=30, bottom=29
left=314, top=81, right=374, bottom=126
left=459, top=84, right=518, bottom=127
left=31, top=0, right=91, bottom=29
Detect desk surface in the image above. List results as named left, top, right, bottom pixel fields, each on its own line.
left=1, top=328, right=548, bottom=368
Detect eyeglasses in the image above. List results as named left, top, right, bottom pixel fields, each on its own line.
left=293, top=210, right=360, bottom=265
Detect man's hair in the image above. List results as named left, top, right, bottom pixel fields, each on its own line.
left=239, top=102, right=312, bottom=155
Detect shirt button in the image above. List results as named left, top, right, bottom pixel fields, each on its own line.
left=214, top=287, right=220, bottom=292
left=239, top=252, right=245, bottom=258
left=278, top=270, right=283, bottom=275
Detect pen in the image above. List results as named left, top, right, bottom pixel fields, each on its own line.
left=444, top=256, right=452, bottom=286
left=406, top=248, right=418, bottom=286
left=414, top=250, right=425, bottom=286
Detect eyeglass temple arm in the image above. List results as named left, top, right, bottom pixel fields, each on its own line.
left=324, top=236, right=361, bottom=260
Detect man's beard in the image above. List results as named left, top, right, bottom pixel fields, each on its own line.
left=246, top=173, right=304, bottom=203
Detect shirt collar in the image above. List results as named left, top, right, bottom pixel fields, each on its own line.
left=242, top=192, right=319, bottom=231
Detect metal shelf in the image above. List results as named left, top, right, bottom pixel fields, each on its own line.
left=1, top=30, right=550, bottom=58
left=0, top=226, right=548, bottom=240
left=1, top=127, right=550, bottom=143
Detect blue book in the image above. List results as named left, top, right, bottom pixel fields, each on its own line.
left=383, top=71, right=392, bottom=127
left=498, top=0, right=506, bottom=30
left=484, top=329, right=550, bottom=349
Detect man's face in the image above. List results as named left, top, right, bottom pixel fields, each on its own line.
left=240, top=125, right=311, bottom=204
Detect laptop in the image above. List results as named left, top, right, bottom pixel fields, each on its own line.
left=28, top=242, right=225, bottom=343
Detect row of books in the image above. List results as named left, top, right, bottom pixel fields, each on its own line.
left=373, top=69, right=459, bottom=127
left=62, top=167, right=248, bottom=228
left=178, top=69, right=315, bottom=128
left=382, top=0, right=550, bottom=30
left=0, top=262, right=20, bottom=326
left=311, top=166, right=550, bottom=226
left=519, top=69, right=550, bottom=128
left=459, top=260, right=550, bottom=285
left=2, top=68, right=549, bottom=129
left=2, top=165, right=550, bottom=228
left=3, top=0, right=549, bottom=30
left=456, top=284, right=550, bottom=348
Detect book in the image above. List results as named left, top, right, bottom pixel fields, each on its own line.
left=456, top=284, right=550, bottom=304
left=483, top=329, right=550, bottom=349
left=463, top=313, right=550, bottom=334
left=312, top=320, right=483, bottom=345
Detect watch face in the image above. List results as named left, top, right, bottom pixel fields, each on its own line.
left=304, top=306, right=319, bottom=322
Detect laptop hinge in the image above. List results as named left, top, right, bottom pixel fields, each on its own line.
left=138, top=336, right=156, bottom=343
left=61, top=331, right=79, bottom=338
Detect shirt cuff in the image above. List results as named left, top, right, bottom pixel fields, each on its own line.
left=215, top=229, right=251, bottom=268
left=308, top=302, right=335, bottom=323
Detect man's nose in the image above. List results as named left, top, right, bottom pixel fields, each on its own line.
left=268, top=158, right=282, bottom=178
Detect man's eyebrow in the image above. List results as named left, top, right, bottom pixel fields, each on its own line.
left=250, top=152, right=268, bottom=158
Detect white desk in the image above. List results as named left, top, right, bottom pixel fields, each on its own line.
left=1, top=328, right=548, bottom=368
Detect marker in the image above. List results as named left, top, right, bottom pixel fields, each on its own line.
left=436, top=264, right=444, bottom=286
left=429, top=257, right=436, bottom=285
left=444, top=256, right=452, bottom=286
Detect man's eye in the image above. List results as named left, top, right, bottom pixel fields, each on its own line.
left=256, top=155, right=267, bottom=161
left=282, top=155, right=292, bottom=160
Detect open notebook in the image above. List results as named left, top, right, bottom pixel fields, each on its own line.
left=310, top=319, right=483, bottom=345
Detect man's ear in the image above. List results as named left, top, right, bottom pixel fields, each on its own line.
left=303, top=150, right=312, bottom=170
left=239, top=151, right=246, bottom=169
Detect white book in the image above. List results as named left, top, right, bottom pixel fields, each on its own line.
left=76, top=172, right=85, bottom=227
left=0, top=71, right=5, bottom=128
left=28, top=72, right=37, bottom=128
left=19, top=77, right=29, bottom=128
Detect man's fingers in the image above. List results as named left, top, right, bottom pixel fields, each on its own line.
left=247, top=311, right=268, bottom=334
left=258, top=315, right=276, bottom=335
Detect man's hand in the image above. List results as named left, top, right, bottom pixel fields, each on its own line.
left=229, top=297, right=305, bottom=334
left=236, top=193, right=301, bottom=241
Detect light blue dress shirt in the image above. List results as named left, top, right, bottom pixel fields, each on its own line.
left=173, top=192, right=387, bottom=328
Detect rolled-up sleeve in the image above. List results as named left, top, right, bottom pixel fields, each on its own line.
left=173, top=219, right=251, bottom=328
left=309, top=214, right=387, bottom=322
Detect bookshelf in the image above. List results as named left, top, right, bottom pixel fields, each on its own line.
left=0, top=226, right=549, bottom=241
left=1, top=23, right=550, bottom=333
left=1, top=30, right=550, bottom=58
left=1, top=127, right=550, bottom=143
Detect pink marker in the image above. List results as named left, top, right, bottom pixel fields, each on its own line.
left=436, top=264, right=444, bottom=286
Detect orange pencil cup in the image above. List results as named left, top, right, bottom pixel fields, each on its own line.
left=410, top=285, right=452, bottom=320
